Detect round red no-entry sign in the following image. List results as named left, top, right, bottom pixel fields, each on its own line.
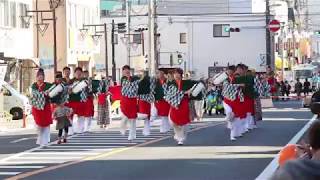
left=268, top=20, right=281, bottom=32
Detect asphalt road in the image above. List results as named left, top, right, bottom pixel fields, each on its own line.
left=0, top=100, right=314, bottom=180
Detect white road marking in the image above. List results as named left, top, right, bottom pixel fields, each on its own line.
left=256, top=114, right=317, bottom=180
left=36, top=148, right=113, bottom=152
left=45, top=145, right=124, bottom=148
left=12, top=156, right=81, bottom=160
left=10, top=137, right=36, bottom=144
left=0, top=172, right=20, bottom=175
left=0, top=166, right=44, bottom=169
left=23, top=152, right=100, bottom=155
left=66, top=142, right=137, bottom=145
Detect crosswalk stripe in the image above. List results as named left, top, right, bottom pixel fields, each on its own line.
left=0, top=160, right=65, bottom=164
left=0, top=172, right=20, bottom=175
left=0, top=166, right=45, bottom=169
left=67, top=139, right=146, bottom=143
left=35, top=148, right=113, bottom=151
left=23, top=152, right=100, bottom=155
left=46, top=145, right=123, bottom=148
left=11, top=156, right=81, bottom=160
left=65, top=142, right=137, bottom=145
left=0, top=121, right=211, bottom=178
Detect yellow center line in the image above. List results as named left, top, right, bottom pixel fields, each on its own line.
left=5, top=121, right=225, bottom=180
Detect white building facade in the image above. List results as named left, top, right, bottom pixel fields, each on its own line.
left=101, top=0, right=277, bottom=80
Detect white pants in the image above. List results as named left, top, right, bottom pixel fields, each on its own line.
left=170, top=119, right=187, bottom=143
left=246, top=113, right=255, bottom=130
left=160, top=116, right=171, bottom=133
left=84, top=116, right=93, bottom=132
left=75, top=116, right=86, bottom=134
left=120, top=116, right=136, bottom=140
left=223, top=102, right=234, bottom=129
left=143, top=119, right=151, bottom=136
left=36, top=126, right=50, bottom=146
left=194, top=100, right=204, bottom=120
left=231, top=118, right=243, bottom=138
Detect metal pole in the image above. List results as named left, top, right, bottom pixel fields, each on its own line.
left=111, top=19, right=116, bottom=81
left=141, top=31, right=145, bottom=56
left=148, top=0, right=152, bottom=73
left=53, top=9, right=57, bottom=74
left=126, top=0, right=130, bottom=66
left=153, top=0, right=158, bottom=72
left=266, top=0, right=271, bottom=68
left=104, top=23, right=109, bottom=77
left=281, top=26, right=285, bottom=81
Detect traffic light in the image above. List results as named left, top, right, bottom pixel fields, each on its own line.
left=224, top=27, right=240, bottom=32
left=177, top=54, right=183, bottom=65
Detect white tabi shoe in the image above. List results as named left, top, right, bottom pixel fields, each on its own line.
left=230, top=137, right=236, bottom=141
left=178, top=141, right=184, bottom=146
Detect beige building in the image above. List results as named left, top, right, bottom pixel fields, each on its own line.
left=32, top=0, right=100, bottom=81
left=0, top=0, right=35, bottom=93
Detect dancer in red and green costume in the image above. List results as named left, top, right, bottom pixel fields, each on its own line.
left=120, top=65, right=140, bottom=140
left=137, top=71, right=156, bottom=136
left=234, top=64, right=256, bottom=134
left=68, top=67, right=88, bottom=134
left=164, top=68, right=197, bottom=145
left=82, top=70, right=99, bottom=132
left=222, top=65, right=245, bottom=141
left=30, top=68, right=53, bottom=146
left=154, top=69, right=171, bottom=133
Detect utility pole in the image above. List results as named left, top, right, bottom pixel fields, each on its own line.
left=153, top=0, right=158, bottom=73
left=111, top=19, right=116, bottom=81
left=53, top=9, right=57, bottom=74
left=265, top=0, right=272, bottom=68
left=126, top=0, right=131, bottom=66
left=148, top=0, right=152, bottom=73
left=104, top=23, right=108, bottom=77
left=281, top=25, right=285, bottom=80
left=148, top=0, right=157, bottom=75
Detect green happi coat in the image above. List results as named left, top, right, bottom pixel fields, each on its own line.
left=30, top=82, right=53, bottom=110
left=69, top=78, right=87, bottom=102
left=235, top=75, right=256, bottom=99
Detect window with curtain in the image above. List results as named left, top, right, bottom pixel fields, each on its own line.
left=10, top=1, right=16, bottom=28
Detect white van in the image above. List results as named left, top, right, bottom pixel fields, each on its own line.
left=0, top=80, right=31, bottom=120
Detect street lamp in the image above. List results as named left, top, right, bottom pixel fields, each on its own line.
left=80, top=23, right=108, bottom=78
left=21, top=9, right=58, bottom=74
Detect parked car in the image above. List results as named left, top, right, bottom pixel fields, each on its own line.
left=0, top=80, right=31, bottom=120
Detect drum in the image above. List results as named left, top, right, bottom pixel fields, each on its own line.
left=213, top=72, right=228, bottom=85
left=191, top=82, right=205, bottom=97
left=72, top=80, right=88, bottom=94
left=48, top=84, right=63, bottom=98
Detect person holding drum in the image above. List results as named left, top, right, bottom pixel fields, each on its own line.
left=137, top=71, right=156, bottom=136
left=154, top=69, right=171, bottom=133
left=30, top=68, right=53, bottom=146
left=221, top=65, right=245, bottom=141
left=68, top=67, right=88, bottom=134
left=82, top=70, right=96, bottom=133
left=163, top=68, right=197, bottom=145
left=120, top=65, right=140, bottom=141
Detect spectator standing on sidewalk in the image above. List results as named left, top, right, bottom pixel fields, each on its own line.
left=272, top=120, right=320, bottom=180
left=295, top=78, right=303, bottom=97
